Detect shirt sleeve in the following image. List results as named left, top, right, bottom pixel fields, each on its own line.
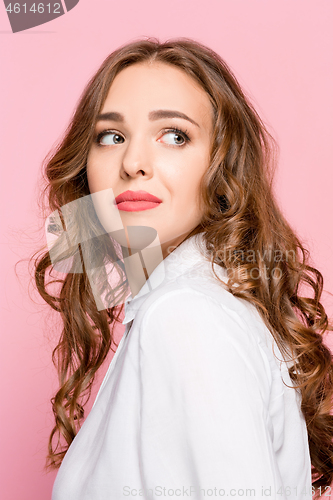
left=138, top=287, right=285, bottom=499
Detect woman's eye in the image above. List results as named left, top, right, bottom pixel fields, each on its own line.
left=160, top=130, right=189, bottom=146
left=97, top=131, right=125, bottom=146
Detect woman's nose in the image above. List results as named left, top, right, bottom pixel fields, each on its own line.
left=121, top=135, right=152, bottom=178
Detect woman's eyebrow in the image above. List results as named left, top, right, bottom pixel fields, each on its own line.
left=149, top=110, right=200, bottom=128
left=96, top=111, right=123, bottom=123
left=96, top=109, right=200, bottom=128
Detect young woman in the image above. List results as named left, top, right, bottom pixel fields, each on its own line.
left=33, top=38, right=333, bottom=499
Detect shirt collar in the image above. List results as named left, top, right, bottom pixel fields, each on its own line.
left=121, top=232, right=214, bottom=325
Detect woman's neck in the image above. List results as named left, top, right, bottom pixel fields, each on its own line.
left=120, top=230, right=197, bottom=298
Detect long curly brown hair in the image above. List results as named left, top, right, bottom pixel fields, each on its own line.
left=32, top=37, right=333, bottom=496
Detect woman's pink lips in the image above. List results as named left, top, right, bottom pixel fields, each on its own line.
left=116, top=200, right=162, bottom=212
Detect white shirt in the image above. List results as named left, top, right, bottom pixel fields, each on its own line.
left=52, top=233, right=312, bottom=500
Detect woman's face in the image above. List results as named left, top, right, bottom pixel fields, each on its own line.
left=87, top=61, right=214, bottom=256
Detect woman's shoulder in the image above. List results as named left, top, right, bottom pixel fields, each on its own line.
left=137, top=258, right=265, bottom=342
left=135, top=281, right=276, bottom=403
left=134, top=261, right=290, bottom=392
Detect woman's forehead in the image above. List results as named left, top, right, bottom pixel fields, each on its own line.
left=101, top=62, right=214, bottom=129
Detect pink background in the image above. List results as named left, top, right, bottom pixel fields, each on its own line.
left=1, top=1, right=333, bottom=498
